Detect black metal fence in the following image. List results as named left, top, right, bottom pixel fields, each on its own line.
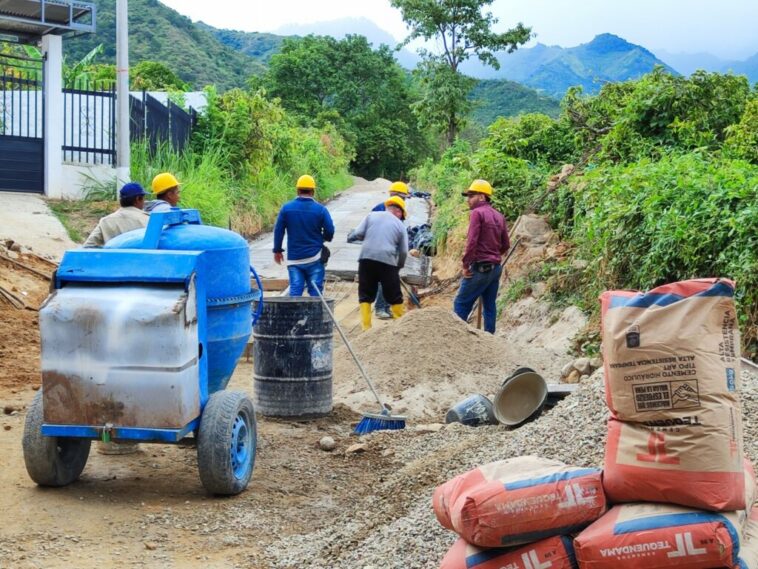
left=63, top=80, right=115, bottom=165
left=62, top=86, right=198, bottom=166
left=130, top=92, right=196, bottom=155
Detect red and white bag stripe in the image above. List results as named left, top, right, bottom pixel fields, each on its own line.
left=432, top=456, right=606, bottom=548
left=440, top=535, right=578, bottom=569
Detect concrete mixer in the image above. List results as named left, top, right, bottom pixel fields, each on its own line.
left=22, top=209, right=263, bottom=495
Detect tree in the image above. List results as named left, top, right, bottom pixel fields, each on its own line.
left=131, top=61, right=189, bottom=91
left=265, top=35, right=430, bottom=178
left=391, top=0, right=531, bottom=144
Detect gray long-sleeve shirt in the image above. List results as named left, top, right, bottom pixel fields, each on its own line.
left=347, top=211, right=408, bottom=268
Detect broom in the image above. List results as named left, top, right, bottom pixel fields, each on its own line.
left=311, top=281, right=406, bottom=434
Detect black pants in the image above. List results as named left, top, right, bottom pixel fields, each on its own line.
left=358, top=259, right=403, bottom=305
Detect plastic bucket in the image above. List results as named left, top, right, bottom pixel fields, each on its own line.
left=445, top=394, right=497, bottom=426
left=493, top=367, right=548, bottom=427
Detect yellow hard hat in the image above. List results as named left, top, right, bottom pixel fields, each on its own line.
left=389, top=181, right=410, bottom=195
left=152, top=172, right=180, bottom=195
left=384, top=196, right=407, bottom=218
left=296, top=174, right=316, bottom=190
left=463, top=179, right=493, bottom=196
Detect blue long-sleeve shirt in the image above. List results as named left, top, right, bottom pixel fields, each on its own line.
left=372, top=202, right=386, bottom=212
left=273, top=197, right=335, bottom=262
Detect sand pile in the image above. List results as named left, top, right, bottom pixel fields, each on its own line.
left=333, top=308, right=522, bottom=420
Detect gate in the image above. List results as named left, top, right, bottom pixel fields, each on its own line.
left=63, top=80, right=115, bottom=165
left=0, top=52, right=44, bottom=193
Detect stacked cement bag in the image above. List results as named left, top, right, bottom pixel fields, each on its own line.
left=441, top=536, right=577, bottom=569
left=570, top=278, right=755, bottom=568
left=599, top=278, right=745, bottom=511
left=737, top=504, right=758, bottom=568
left=574, top=464, right=755, bottom=568
left=433, top=456, right=606, bottom=568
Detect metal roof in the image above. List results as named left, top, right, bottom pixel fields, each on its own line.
left=0, top=0, right=95, bottom=42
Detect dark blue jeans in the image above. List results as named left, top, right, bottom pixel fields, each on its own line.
left=287, top=260, right=325, bottom=296
left=453, top=263, right=502, bottom=334
left=374, top=283, right=389, bottom=313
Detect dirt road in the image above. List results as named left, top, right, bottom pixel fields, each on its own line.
left=0, top=193, right=588, bottom=568
left=0, top=360, right=408, bottom=568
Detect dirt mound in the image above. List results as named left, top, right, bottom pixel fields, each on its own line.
left=0, top=252, right=54, bottom=310
left=333, top=308, right=520, bottom=420
left=0, top=309, right=41, bottom=389
left=0, top=243, right=53, bottom=389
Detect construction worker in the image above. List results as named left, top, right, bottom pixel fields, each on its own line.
left=273, top=174, right=335, bottom=296
left=83, top=183, right=149, bottom=248
left=146, top=172, right=181, bottom=213
left=372, top=180, right=410, bottom=212
left=348, top=196, right=409, bottom=331
left=453, top=179, right=510, bottom=334
left=371, top=181, right=410, bottom=319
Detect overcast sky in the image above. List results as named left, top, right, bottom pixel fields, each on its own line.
left=160, top=0, right=758, bottom=60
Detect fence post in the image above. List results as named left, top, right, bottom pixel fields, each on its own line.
left=41, top=34, right=63, bottom=198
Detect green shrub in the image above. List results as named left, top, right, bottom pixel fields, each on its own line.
left=724, top=97, right=758, bottom=164
left=563, top=153, right=758, bottom=353
left=481, top=113, right=575, bottom=165
left=191, top=86, right=353, bottom=234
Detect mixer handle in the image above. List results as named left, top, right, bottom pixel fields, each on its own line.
left=141, top=209, right=202, bottom=249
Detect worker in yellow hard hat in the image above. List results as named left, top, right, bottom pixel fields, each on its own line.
left=146, top=172, right=181, bottom=213
left=371, top=181, right=410, bottom=212
left=347, top=196, right=408, bottom=331
left=273, top=175, right=335, bottom=296
left=453, top=179, right=510, bottom=334
left=370, top=181, right=411, bottom=319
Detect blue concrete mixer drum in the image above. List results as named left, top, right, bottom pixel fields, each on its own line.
left=106, top=210, right=263, bottom=394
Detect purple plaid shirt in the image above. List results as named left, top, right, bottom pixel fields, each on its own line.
left=462, top=201, right=510, bottom=267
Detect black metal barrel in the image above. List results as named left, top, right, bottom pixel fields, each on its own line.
left=252, top=297, right=334, bottom=418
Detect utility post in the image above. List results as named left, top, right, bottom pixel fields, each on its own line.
left=116, top=0, right=130, bottom=192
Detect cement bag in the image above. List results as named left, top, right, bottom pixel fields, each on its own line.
left=438, top=456, right=605, bottom=547
left=736, top=504, right=758, bottom=569
left=600, top=278, right=740, bottom=422
left=440, top=536, right=578, bottom=569
left=603, top=413, right=745, bottom=511
left=574, top=503, right=746, bottom=569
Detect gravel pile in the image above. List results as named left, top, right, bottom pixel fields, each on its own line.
left=265, top=370, right=758, bottom=568
left=333, top=308, right=522, bottom=419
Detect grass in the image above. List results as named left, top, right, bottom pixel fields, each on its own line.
left=47, top=200, right=115, bottom=243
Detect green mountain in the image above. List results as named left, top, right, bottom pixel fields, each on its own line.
left=470, top=80, right=560, bottom=125
left=462, top=34, right=677, bottom=98
left=65, top=0, right=263, bottom=90
left=196, top=22, right=285, bottom=64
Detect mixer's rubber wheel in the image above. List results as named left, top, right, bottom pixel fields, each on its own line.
left=23, top=391, right=91, bottom=487
left=197, top=391, right=256, bottom=495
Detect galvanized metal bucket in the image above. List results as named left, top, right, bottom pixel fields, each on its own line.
left=493, top=367, right=548, bottom=427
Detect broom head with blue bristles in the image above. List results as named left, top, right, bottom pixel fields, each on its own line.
left=354, top=409, right=406, bottom=434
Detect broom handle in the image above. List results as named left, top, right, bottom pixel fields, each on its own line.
left=311, top=282, right=388, bottom=412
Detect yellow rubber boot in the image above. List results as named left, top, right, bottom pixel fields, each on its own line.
left=360, top=302, right=372, bottom=331
left=390, top=303, right=405, bottom=319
